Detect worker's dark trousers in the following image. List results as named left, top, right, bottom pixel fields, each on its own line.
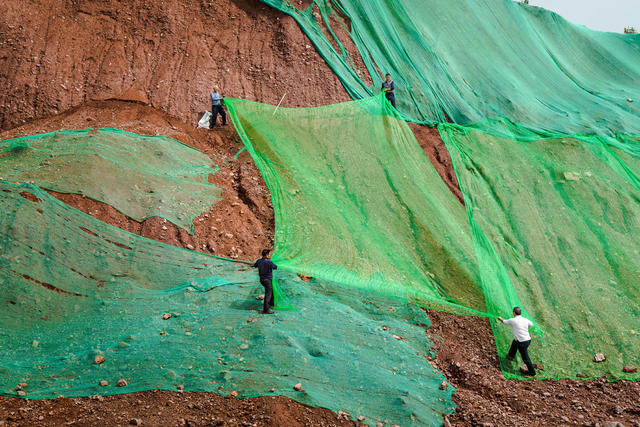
left=260, top=277, right=275, bottom=313
left=508, top=339, right=535, bottom=375
left=385, top=93, right=396, bottom=108
left=210, top=104, right=227, bottom=128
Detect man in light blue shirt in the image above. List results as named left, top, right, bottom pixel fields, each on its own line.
left=209, top=86, right=227, bottom=128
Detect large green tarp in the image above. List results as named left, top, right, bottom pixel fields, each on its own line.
left=440, top=120, right=640, bottom=379
left=225, top=94, right=485, bottom=315
left=0, top=129, right=221, bottom=233
left=260, top=0, right=640, bottom=135
left=0, top=181, right=455, bottom=426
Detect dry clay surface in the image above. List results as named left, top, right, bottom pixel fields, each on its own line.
left=0, top=0, right=353, bottom=131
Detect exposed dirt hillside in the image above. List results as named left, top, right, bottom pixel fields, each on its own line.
left=0, top=0, right=354, bottom=131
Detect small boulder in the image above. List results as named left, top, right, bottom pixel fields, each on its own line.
left=269, top=388, right=275, bottom=392
left=129, top=419, right=142, bottom=426
left=439, top=381, right=448, bottom=390
left=293, top=383, right=303, bottom=392
left=117, top=379, right=128, bottom=387
left=594, top=353, right=606, bottom=363
left=99, top=380, right=108, bottom=387
left=177, top=385, right=184, bottom=391
left=229, top=391, right=238, bottom=398
left=94, top=355, right=105, bottom=365
left=623, top=365, right=637, bottom=373
left=162, top=313, right=172, bottom=320
left=563, top=172, right=581, bottom=181
left=628, top=98, right=633, bottom=103
left=186, top=244, right=195, bottom=250
left=17, top=390, right=26, bottom=397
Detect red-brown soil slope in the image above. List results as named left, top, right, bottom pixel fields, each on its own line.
left=0, top=0, right=352, bottom=131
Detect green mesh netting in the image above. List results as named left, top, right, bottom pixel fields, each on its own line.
left=225, top=94, right=485, bottom=315
left=260, top=0, right=640, bottom=135
left=0, top=129, right=221, bottom=233
left=440, top=120, right=640, bottom=380
left=0, top=181, right=455, bottom=426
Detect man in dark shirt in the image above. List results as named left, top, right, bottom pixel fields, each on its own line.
left=253, top=249, right=277, bottom=314
left=381, top=73, right=396, bottom=108
left=209, top=86, right=227, bottom=128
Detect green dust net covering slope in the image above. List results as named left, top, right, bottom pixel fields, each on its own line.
left=0, top=128, right=221, bottom=233
left=440, top=120, right=640, bottom=380
left=260, top=0, right=640, bottom=135
left=225, top=94, right=485, bottom=315
left=0, top=182, right=454, bottom=426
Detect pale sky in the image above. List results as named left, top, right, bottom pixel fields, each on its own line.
left=529, top=0, right=639, bottom=33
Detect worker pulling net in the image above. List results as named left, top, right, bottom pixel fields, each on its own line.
left=440, top=120, right=640, bottom=379
left=0, top=128, right=221, bottom=233
left=260, top=0, right=640, bottom=135
left=0, top=181, right=455, bottom=426
left=226, top=94, right=486, bottom=315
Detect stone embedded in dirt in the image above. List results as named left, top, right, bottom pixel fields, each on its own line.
left=603, top=422, right=625, bottom=427
left=293, top=383, right=303, bottom=392
left=594, top=353, right=606, bottom=363
left=99, top=380, right=108, bottom=386
left=162, top=313, right=172, bottom=320
left=229, top=391, right=238, bottom=398
left=623, top=365, right=637, bottom=373
left=129, top=419, right=142, bottom=426
left=439, top=381, right=448, bottom=390
left=117, top=379, right=128, bottom=387
left=177, top=385, right=184, bottom=391
left=186, top=244, right=195, bottom=250
left=94, top=355, right=105, bottom=365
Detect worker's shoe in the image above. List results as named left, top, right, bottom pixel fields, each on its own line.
left=263, top=310, right=275, bottom=314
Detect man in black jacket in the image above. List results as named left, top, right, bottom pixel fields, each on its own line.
left=253, top=249, right=277, bottom=314
left=382, top=73, right=396, bottom=108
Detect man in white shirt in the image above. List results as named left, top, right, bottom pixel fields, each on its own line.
left=498, top=306, right=536, bottom=376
